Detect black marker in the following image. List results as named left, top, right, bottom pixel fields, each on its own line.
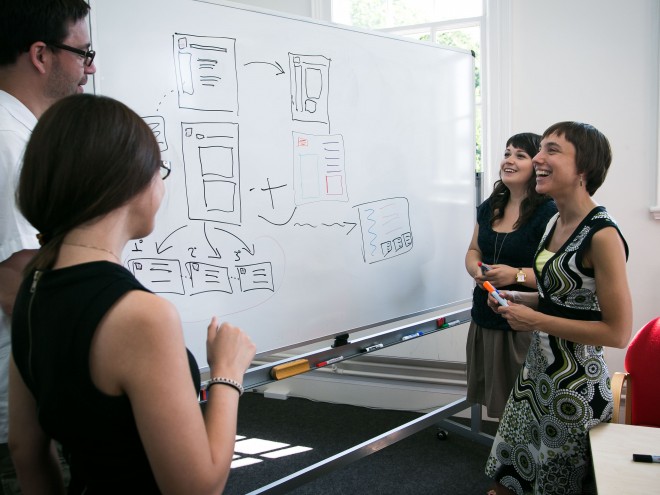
left=633, top=454, right=660, bottom=463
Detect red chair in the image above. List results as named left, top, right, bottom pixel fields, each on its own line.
left=612, top=317, right=660, bottom=426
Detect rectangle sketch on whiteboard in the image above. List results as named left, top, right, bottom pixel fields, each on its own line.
left=126, top=258, right=185, bottom=295
left=185, top=262, right=233, bottom=295
left=181, top=121, right=241, bottom=226
left=173, top=33, right=238, bottom=113
left=237, top=262, right=274, bottom=293
left=144, top=115, right=168, bottom=152
left=289, top=53, right=330, bottom=126
left=293, top=132, right=347, bottom=205
left=355, top=198, right=413, bottom=264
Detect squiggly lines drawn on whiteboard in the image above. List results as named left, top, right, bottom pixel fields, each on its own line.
left=143, top=116, right=168, bottom=152
left=173, top=33, right=238, bottom=113
left=237, top=262, right=274, bottom=293
left=185, top=262, right=232, bottom=295
left=354, top=198, right=413, bottom=264
left=126, top=258, right=185, bottom=294
left=289, top=53, right=330, bottom=126
left=182, top=122, right=241, bottom=226
left=292, top=221, right=358, bottom=235
left=292, top=132, right=347, bottom=206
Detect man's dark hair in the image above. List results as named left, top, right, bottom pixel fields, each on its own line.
left=0, top=0, right=91, bottom=66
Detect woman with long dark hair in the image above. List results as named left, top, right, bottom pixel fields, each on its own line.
left=9, top=94, right=256, bottom=494
left=465, top=133, right=557, bottom=419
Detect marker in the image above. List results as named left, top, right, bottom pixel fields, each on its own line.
left=316, top=356, right=344, bottom=367
left=440, top=319, right=461, bottom=329
left=401, top=331, right=424, bottom=341
left=483, top=281, right=509, bottom=307
left=633, top=454, right=660, bottom=463
left=478, top=261, right=491, bottom=273
left=362, top=343, right=384, bottom=353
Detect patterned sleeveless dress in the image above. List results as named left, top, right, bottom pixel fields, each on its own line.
left=485, top=206, right=628, bottom=495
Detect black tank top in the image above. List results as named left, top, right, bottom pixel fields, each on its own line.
left=12, top=261, right=201, bottom=494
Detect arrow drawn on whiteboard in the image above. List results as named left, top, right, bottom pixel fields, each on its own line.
left=243, top=61, right=285, bottom=75
left=343, top=222, right=357, bottom=234
left=155, top=225, right=188, bottom=254
left=203, top=223, right=221, bottom=258
left=212, top=227, right=255, bottom=256
left=258, top=206, right=297, bottom=226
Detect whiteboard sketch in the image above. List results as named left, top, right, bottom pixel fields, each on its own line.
left=144, top=115, right=168, bottom=152
left=173, top=33, right=239, bottom=113
left=355, top=198, right=413, bottom=264
left=126, top=258, right=185, bottom=295
left=181, top=121, right=241, bottom=225
left=289, top=53, right=330, bottom=126
left=185, top=262, right=233, bottom=295
left=91, top=0, right=476, bottom=356
left=292, top=132, right=348, bottom=205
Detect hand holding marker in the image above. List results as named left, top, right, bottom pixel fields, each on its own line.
left=483, top=281, right=509, bottom=307
left=478, top=261, right=491, bottom=274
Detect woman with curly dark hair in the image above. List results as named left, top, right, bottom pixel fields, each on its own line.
left=465, top=133, right=557, bottom=420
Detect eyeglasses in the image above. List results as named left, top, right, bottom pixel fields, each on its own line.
left=160, top=161, right=172, bottom=180
left=48, top=42, right=96, bottom=67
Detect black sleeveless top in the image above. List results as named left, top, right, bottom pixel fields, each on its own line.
left=471, top=198, right=557, bottom=330
left=12, top=261, right=201, bottom=494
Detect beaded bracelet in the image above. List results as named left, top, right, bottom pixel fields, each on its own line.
left=206, top=377, right=244, bottom=396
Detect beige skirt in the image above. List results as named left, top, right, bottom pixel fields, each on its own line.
left=465, top=321, right=532, bottom=419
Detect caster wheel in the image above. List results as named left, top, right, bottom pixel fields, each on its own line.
left=437, top=429, right=448, bottom=440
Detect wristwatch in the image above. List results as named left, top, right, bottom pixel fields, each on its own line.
left=516, top=268, right=526, bottom=283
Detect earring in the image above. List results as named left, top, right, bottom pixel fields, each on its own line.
left=579, top=176, right=583, bottom=187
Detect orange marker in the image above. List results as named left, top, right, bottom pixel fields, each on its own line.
left=483, top=281, right=509, bottom=306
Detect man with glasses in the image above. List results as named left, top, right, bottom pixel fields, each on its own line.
left=0, top=1, right=95, bottom=492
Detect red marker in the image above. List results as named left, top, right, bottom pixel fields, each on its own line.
left=316, top=356, right=344, bottom=368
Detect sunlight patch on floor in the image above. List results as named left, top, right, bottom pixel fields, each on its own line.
left=231, top=435, right=313, bottom=468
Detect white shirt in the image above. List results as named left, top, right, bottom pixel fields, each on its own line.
left=0, top=89, right=38, bottom=443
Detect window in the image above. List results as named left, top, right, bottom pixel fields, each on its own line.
left=331, top=1, right=483, bottom=171
left=330, top=0, right=512, bottom=199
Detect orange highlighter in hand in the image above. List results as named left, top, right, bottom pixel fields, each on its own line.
left=483, top=281, right=509, bottom=307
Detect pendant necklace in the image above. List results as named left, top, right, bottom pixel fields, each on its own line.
left=62, top=242, right=122, bottom=264
left=493, top=232, right=509, bottom=265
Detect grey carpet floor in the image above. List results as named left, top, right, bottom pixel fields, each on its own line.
left=222, top=392, right=497, bottom=494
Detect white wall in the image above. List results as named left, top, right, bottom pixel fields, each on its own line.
left=511, top=0, right=660, bottom=375
left=232, top=0, right=660, bottom=412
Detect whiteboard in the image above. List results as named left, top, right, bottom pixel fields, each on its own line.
left=89, top=0, right=476, bottom=363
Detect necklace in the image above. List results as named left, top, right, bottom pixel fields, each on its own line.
left=62, top=242, right=122, bottom=264
left=493, top=232, right=509, bottom=265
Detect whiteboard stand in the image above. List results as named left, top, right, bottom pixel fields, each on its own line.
left=202, top=307, right=495, bottom=493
